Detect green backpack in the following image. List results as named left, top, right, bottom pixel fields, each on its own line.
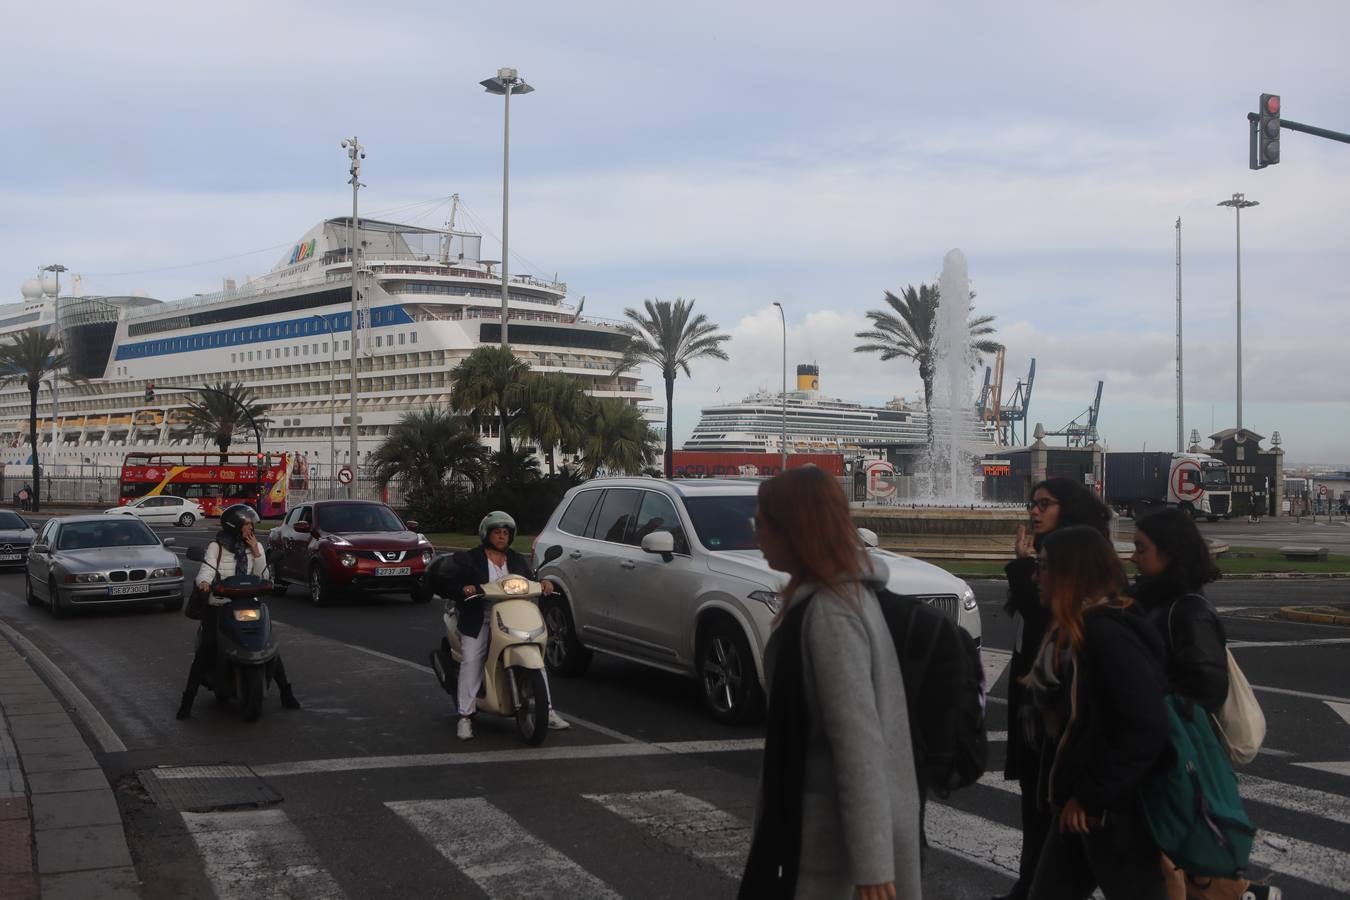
left=1138, top=694, right=1256, bottom=877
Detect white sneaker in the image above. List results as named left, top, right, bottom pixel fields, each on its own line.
left=547, top=709, right=570, bottom=730
left=456, top=717, right=474, bottom=741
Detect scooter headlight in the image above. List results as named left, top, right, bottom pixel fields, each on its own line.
left=496, top=610, right=545, bottom=641
left=233, top=608, right=262, bottom=622
left=499, top=575, right=530, bottom=596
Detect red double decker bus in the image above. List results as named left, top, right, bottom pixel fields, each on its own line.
left=118, top=451, right=292, bottom=518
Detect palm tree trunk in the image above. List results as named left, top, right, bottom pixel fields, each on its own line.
left=28, top=383, right=40, bottom=514
left=922, top=372, right=935, bottom=460
left=498, top=410, right=513, bottom=478
left=547, top=447, right=556, bottom=476
left=664, top=375, right=675, bottom=479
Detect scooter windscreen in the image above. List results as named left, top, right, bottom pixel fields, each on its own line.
left=216, top=574, right=274, bottom=597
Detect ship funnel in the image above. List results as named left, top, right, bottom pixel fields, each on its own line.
left=796, top=364, right=819, bottom=392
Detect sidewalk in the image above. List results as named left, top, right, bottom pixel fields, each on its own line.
left=0, top=634, right=140, bottom=899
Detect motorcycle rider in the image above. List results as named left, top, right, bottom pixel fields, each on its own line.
left=439, top=511, right=569, bottom=740
left=175, top=503, right=300, bottom=720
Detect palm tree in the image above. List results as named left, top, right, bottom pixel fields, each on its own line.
left=613, top=298, right=730, bottom=478
left=371, top=409, right=488, bottom=497
left=512, top=372, right=588, bottom=475
left=449, top=346, right=530, bottom=468
left=576, top=398, right=658, bottom=477
left=184, top=380, right=270, bottom=463
left=854, top=283, right=999, bottom=450
left=0, top=328, right=72, bottom=513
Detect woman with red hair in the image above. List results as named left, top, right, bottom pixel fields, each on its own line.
left=739, top=466, right=921, bottom=900
left=1023, top=525, right=1169, bottom=899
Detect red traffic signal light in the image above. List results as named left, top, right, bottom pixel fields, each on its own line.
left=1258, top=93, right=1280, bottom=166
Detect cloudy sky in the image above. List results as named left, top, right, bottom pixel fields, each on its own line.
left=3, top=1, right=1347, bottom=463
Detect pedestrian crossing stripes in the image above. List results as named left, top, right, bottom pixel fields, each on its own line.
left=386, top=798, right=623, bottom=900
left=181, top=808, right=347, bottom=900
left=583, top=789, right=750, bottom=879
left=179, top=777, right=1350, bottom=898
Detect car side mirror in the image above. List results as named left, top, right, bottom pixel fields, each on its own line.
left=404, top=519, right=419, bottom=531
left=31, top=543, right=48, bottom=555
left=294, top=521, right=311, bottom=534
left=542, top=545, right=563, bottom=564
left=185, top=546, right=206, bottom=563
left=641, top=531, right=676, bottom=560
left=857, top=527, right=879, bottom=548
left=161, top=537, right=176, bottom=547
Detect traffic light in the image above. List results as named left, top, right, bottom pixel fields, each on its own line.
left=144, top=382, right=155, bottom=403
left=1258, top=93, right=1280, bottom=166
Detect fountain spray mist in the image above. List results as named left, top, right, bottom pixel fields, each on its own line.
left=926, top=249, right=983, bottom=503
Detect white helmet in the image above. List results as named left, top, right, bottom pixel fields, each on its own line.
left=478, top=510, right=517, bottom=544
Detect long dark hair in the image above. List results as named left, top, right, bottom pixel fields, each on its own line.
left=1135, top=507, right=1220, bottom=590
left=1033, top=477, right=1111, bottom=543
left=1041, top=525, right=1129, bottom=658
left=757, top=466, right=865, bottom=608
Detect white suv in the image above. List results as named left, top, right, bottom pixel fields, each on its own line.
left=533, top=478, right=981, bottom=724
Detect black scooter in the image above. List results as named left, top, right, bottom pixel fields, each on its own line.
left=184, top=547, right=284, bottom=722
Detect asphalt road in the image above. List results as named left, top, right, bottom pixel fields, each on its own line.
left=1, top=521, right=1347, bottom=899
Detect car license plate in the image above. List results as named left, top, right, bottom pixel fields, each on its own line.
left=375, top=566, right=411, bottom=576
left=108, top=583, right=151, bottom=596
left=0, top=553, right=22, bottom=561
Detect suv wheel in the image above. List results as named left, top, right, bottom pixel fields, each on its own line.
left=542, top=595, right=592, bottom=677
left=696, top=618, right=763, bottom=725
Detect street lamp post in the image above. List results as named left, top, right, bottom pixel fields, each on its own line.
left=480, top=67, right=534, bottom=348
left=341, top=137, right=365, bottom=497
left=772, top=302, right=787, bottom=472
left=1217, top=193, right=1258, bottom=430
left=312, top=315, right=337, bottom=498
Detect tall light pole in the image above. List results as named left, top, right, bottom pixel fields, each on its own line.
left=312, top=315, right=337, bottom=498
left=1217, top=193, right=1258, bottom=431
left=1175, top=217, right=1184, bottom=452
left=480, top=68, right=534, bottom=347
left=342, top=137, right=365, bottom=496
left=772, top=302, right=787, bottom=472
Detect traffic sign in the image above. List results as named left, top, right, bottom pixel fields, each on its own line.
left=338, top=466, right=354, bottom=485
left=1319, top=485, right=1329, bottom=498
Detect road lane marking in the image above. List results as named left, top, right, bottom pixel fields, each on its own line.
left=925, top=803, right=1020, bottom=875
left=982, top=648, right=1011, bottom=692
left=1249, top=684, right=1350, bottom=705
left=334, top=640, right=650, bottom=745
left=251, top=738, right=764, bottom=778
left=387, top=798, right=621, bottom=900
left=181, top=808, right=346, bottom=900
left=1230, top=638, right=1350, bottom=648
left=1327, top=700, right=1350, bottom=727
left=976, top=772, right=1350, bottom=891
left=1294, top=761, right=1350, bottom=778
left=584, top=790, right=751, bottom=879
left=0, top=619, right=126, bottom=753
left=1237, top=773, right=1350, bottom=825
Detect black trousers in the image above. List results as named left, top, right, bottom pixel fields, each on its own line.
left=1027, top=808, right=1167, bottom=900
left=1014, top=767, right=1052, bottom=897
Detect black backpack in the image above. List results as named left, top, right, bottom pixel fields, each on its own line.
left=877, top=589, right=988, bottom=795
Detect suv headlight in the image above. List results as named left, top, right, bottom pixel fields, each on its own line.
left=421, top=550, right=433, bottom=565
left=327, top=535, right=352, bottom=547
left=339, top=553, right=357, bottom=568
left=961, top=585, right=978, bottom=611
left=749, top=590, right=782, bottom=615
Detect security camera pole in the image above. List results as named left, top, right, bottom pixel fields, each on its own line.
left=341, top=137, right=364, bottom=497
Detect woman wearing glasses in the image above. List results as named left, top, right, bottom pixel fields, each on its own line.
left=995, top=478, right=1112, bottom=900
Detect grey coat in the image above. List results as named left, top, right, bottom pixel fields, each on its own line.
left=768, top=568, right=923, bottom=899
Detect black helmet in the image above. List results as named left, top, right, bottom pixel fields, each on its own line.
left=220, top=503, right=260, bottom=534
left=478, top=510, right=516, bottom=544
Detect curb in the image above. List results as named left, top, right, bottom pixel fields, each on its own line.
left=1278, top=606, right=1350, bottom=626
left=0, top=629, right=140, bottom=900
left=947, top=571, right=1350, bottom=581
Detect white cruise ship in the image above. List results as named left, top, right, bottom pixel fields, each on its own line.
left=684, top=364, right=993, bottom=455
left=1, top=216, right=650, bottom=482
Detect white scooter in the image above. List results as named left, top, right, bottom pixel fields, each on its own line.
left=429, top=546, right=562, bottom=746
